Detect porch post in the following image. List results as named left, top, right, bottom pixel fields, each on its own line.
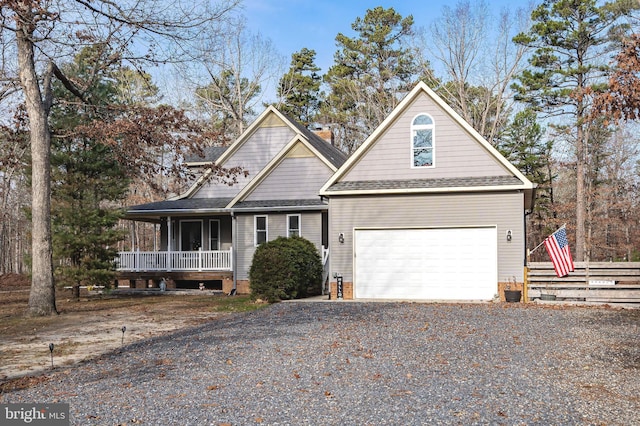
left=153, top=223, right=158, bottom=252
left=167, top=216, right=172, bottom=271
left=231, top=211, right=237, bottom=292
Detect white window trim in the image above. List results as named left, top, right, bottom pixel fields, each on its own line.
left=411, top=113, right=435, bottom=169
left=287, top=214, right=302, bottom=238
left=254, top=215, right=268, bottom=246
left=209, top=219, right=220, bottom=250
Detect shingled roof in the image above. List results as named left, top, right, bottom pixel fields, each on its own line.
left=282, top=113, right=348, bottom=169
left=326, top=176, right=524, bottom=192
left=184, top=146, right=228, bottom=164
left=127, top=198, right=233, bottom=216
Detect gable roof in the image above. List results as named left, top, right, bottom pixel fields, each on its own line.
left=179, top=106, right=347, bottom=200
left=320, top=81, right=535, bottom=209
left=225, top=133, right=341, bottom=208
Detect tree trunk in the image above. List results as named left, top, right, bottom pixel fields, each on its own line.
left=16, top=18, right=57, bottom=316
left=575, top=127, right=586, bottom=262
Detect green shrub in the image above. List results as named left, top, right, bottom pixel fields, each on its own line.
left=249, top=236, right=323, bottom=302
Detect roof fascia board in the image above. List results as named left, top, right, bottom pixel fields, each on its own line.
left=225, top=135, right=301, bottom=208
left=184, top=161, right=211, bottom=167
left=417, top=83, right=533, bottom=187
left=174, top=169, right=212, bottom=200
left=320, top=83, right=425, bottom=193
left=215, top=105, right=279, bottom=166
left=179, top=106, right=299, bottom=200
left=226, top=134, right=338, bottom=208
left=320, top=81, right=534, bottom=194
left=215, top=106, right=304, bottom=167
left=127, top=207, right=231, bottom=216
left=231, top=204, right=328, bottom=213
left=322, top=184, right=532, bottom=197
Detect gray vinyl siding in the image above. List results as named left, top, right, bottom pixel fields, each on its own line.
left=342, top=94, right=510, bottom=182
left=245, top=157, right=334, bottom=201
left=235, top=212, right=324, bottom=281
left=193, top=126, right=296, bottom=199
left=328, top=192, right=524, bottom=284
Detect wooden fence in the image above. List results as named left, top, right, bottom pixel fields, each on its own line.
left=526, top=262, right=640, bottom=304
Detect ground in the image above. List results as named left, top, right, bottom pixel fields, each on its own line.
left=0, top=274, right=260, bottom=384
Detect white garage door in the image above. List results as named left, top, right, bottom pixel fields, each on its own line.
left=354, top=227, right=497, bottom=300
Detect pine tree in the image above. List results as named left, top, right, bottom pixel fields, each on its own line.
left=277, top=48, right=322, bottom=127
left=321, top=6, right=419, bottom=153
left=49, top=48, right=131, bottom=293
left=498, top=109, right=554, bottom=247
left=512, top=0, right=637, bottom=261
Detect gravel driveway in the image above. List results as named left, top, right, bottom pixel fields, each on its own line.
left=2, top=302, right=639, bottom=425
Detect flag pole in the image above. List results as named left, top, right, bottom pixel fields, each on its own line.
left=529, top=224, right=566, bottom=255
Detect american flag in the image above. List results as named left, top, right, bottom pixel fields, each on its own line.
left=543, top=227, right=575, bottom=277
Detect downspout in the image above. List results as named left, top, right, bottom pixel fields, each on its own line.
left=231, top=210, right=237, bottom=293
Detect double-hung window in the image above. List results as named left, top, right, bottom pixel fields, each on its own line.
left=412, top=114, right=434, bottom=168
left=287, top=214, right=301, bottom=237
left=255, top=215, right=268, bottom=246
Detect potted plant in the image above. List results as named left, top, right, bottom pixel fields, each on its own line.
left=504, top=277, right=521, bottom=303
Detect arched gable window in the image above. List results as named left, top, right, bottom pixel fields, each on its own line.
left=412, top=114, right=434, bottom=167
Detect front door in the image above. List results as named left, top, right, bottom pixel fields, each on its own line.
left=180, top=220, right=202, bottom=251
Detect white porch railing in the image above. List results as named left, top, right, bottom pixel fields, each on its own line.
left=116, top=249, right=233, bottom=272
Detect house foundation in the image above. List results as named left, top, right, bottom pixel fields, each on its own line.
left=223, top=279, right=250, bottom=295
left=329, top=281, right=353, bottom=300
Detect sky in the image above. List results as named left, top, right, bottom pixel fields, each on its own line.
left=242, top=0, right=534, bottom=77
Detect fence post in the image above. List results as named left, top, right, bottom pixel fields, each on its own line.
left=523, top=266, right=529, bottom=303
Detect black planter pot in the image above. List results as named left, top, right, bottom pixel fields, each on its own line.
left=504, top=289, right=522, bottom=303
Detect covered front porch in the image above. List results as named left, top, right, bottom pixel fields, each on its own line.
left=116, top=249, right=233, bottom=272
left=116, top=197, right=238, bottom=291
left=115, top=248, right=234, bottom=290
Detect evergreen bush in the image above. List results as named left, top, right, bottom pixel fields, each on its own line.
left=249, top=236, right=322, bottom=302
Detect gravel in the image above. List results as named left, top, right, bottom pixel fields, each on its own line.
left=2, top=301, right=639, bottom=425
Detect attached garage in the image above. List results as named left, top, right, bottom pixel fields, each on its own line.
left=320, top=82, right=536, bottom=301
left=354, top=227, right=497, bottom=300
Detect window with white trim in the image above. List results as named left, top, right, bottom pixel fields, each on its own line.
left=209, top=219, right=220, bottom=250
left=255, top=215, right=268, bottom=246
left=412, top=114, right=434, bottom=167
left=287, top=214, right=301, bottom=237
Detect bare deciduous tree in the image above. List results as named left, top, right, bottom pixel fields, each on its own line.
left=427, top=0, right=531, bottom=144
left=0, top=0, right=239, bottom=316
left=181, top=16, right=285, bottom=144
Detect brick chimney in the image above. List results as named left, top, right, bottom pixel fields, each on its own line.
left=313, top=127, right=334, bottom=145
